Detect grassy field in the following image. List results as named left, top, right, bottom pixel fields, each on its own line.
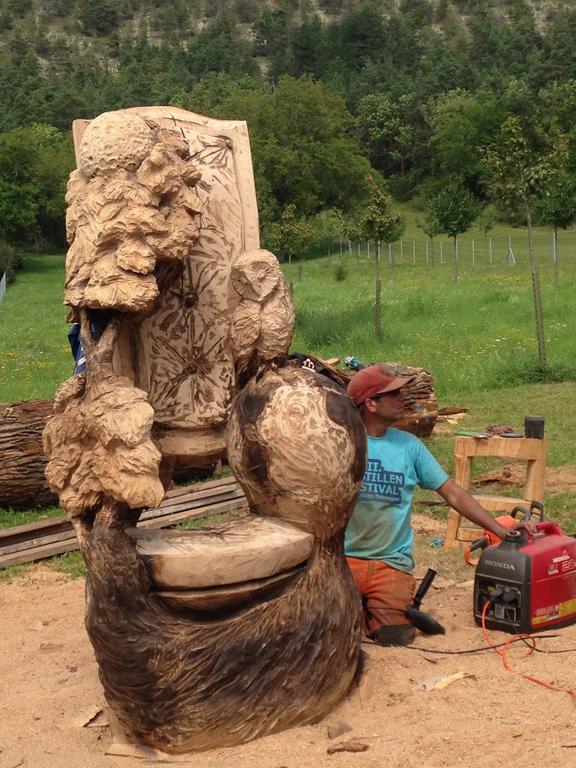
left=1, top=222, right=575, bottom=579
left=286, top=218, right=576, bottom=398
left=0, top=253, right=70, bottom=402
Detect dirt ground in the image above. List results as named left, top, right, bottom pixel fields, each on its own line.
left=2, top=553, right=576, bottom=768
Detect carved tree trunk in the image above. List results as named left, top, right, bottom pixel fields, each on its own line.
left=0, top=400, right=57, bottom=509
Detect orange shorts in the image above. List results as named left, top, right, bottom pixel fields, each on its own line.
left=346, top=557, right=416, bottom=637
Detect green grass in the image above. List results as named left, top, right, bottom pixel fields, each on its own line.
left=50, top=550, right=87, bottom=577
left=0, top=562, right=33, bottom=582
left=0, top=505, right=64, bottom=530
left=285, top=222, right=576, bottom=399
left=0, top=252, right=70, bottom=402
left=175, top=508, right=247, bottom=529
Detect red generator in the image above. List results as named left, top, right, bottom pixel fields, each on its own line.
left=474, top=522, right=576, bottom=633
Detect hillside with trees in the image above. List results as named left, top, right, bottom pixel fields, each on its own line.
left=2, top=0, right=576, bottom=275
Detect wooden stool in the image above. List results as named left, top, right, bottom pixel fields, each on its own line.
left=444, top=435, right=548, bottom=548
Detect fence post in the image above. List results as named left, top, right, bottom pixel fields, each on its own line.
left=400, top=239, right=404, bottom=262
left=412, top=240, right=416, bottom=263
left=375, top=241, right=382, bottom=340
left=507, top=235, right=516, bottom=265
left=471, top=239, right=475, bottom=266
left=0, top=271, right=6, bottom=305
left=425, top=240, right=429, bottom=264
left=440, top=241, right=444, bottom=265
left=489, top=236, right=493, bottom=265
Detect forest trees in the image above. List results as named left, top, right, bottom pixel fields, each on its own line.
left=0, top=124, right=74, bottom=248
left=185, top=75, right=376, bottom=221
left=4, top=2, right=576, bottom=268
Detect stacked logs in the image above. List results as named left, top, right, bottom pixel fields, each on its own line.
left=379, top=362, right=438, bottom=438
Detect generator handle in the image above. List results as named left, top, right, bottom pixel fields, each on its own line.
left=530, top=500, right=544, bottom=520
left=464, top=537, right=489, bottom=566
left=511, top=505, right=531, bottom=520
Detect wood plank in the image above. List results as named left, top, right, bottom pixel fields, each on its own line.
left=0, top=477, right=241, bottom=548
left=0, top=495, right=248, bottom=568
left=0, top=515, right=70, bottom=543
left=0, top=537, right=80, bottom=569
left=150, top=483, right=240, bottom=512
left=455, top=436, right=548, bottom=461
left=139, top=490, right=244, bottom=520
left=455, top=527, right=486, bottom=544
left=469, top=494, right=533, bottom=512
left=163, top=475, right=237, bottom=500
left=0, top=529, right=77, bottom=557
left=138, top=499, right=248, bottom=530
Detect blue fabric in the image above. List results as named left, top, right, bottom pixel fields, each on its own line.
left=344, top=428, right=448, bottom=573
left=67, top=323, right=87, bottom=374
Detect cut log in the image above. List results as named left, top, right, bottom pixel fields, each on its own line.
left=0, top=400, right=56, bottom=509
left=0, top=397, right=231, bottom=511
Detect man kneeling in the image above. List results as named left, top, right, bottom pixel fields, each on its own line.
left=345, top=365, right=534, bottom=646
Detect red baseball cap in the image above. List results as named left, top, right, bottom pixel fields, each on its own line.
left=347, top=365, right=413, bottom=406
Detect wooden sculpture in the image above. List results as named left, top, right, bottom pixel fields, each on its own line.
left=43, top=108, right=366, bottom=753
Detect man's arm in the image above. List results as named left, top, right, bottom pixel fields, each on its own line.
left=435, top=478, right=537, bottom=539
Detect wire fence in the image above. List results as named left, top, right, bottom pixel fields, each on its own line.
left=323, top=232, right=573, bottom=269
left=0, top=272, right=6, bottom=304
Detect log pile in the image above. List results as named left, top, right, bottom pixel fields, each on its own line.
left=380, top=362, right=438, bottom=438
left=0, top=400, right=56, bottom=509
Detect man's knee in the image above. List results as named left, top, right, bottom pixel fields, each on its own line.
left=371, top=623, right=416, bottom=647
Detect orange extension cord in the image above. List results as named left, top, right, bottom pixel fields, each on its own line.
left=481, top=601, right=576, bottom=701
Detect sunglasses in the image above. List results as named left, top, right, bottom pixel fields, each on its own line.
left=370, top=388, right=404, bottom=400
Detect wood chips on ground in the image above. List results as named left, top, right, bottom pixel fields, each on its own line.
left=2, top=560, right=576, bottom=768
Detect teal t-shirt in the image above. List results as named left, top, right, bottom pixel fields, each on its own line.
left=344, top=428, right=449, bottom=573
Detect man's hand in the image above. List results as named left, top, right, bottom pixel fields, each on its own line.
left=506, top=519, right=539, bottom=537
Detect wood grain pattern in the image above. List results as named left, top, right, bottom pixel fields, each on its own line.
left=0, top=400, right=56, bottom=508
left=48, top=108, right=361, bottom=754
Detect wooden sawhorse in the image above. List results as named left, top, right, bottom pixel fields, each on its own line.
left=444, top=435, right=548, bottom=548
